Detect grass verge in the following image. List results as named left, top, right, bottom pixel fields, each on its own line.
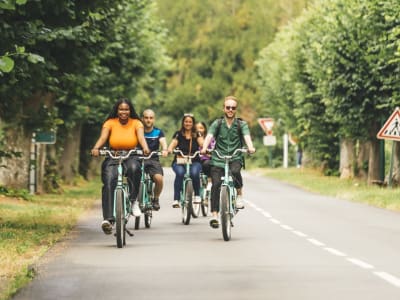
left=0, top=178, right=100, bottom=300
left=257, top=167, right=400, bottom=212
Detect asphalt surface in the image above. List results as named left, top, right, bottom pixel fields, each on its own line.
left=13, top=168, right=400, bottom=299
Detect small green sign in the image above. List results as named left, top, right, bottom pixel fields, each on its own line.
left=35, top=131, right=56, bottom=144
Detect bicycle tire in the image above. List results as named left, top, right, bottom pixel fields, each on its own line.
left=144, top=211, right=152, bottom=228
left=182, top=180, right=193, bottom=225
left=220, top=185, right=231, bottom=241
left=201, top=188, right=210, bottom=217
left=115, top=189, right=126, bottom=248
left=134, top=216, right=140, bottom=230
left=134, top=183, right=145, bottom=230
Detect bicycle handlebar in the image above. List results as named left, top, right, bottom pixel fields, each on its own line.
left=98, top=149, right=138, bottom=160
left=173, top=149, right=200, bottom=159
left=210, top=148, right=248, bottom=160
left=136, top=150, right=162, bottom=159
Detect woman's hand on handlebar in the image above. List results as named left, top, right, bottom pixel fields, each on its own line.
left=91, top=148, right=100, bottom=157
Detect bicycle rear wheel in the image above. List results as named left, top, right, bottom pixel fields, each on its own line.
left=220, top=185, right=231, bottom=241
left=182, top=180, right=193, bottom=225
left=115, top=189, right=126, bottom=248
left=201, top=187, right=210, bottom=217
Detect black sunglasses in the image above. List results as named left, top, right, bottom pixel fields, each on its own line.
left=225, top=106, right=236, bottom=111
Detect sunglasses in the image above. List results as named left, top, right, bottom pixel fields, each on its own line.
left=184, top=113, right=194, bottom=117
left=225, top=106, right=236, bottom=111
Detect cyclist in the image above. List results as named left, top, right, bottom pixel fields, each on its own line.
left=141, top=109, right=168, bottom=211
left=91, top=98, right=150, bottom=234
left=201, top=96, right=256, bottom=228
left=167, top=113, right=204, bottom=208
left=196, top=121, right=214, bottom=186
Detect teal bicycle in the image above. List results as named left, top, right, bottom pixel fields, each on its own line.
left=212, top=148, right=248, bottom=241
left=99, top=149, right=137, bottom=248
left=134, top=150, right=161, bottom=230
left=173, top=149, right=200, bottom=225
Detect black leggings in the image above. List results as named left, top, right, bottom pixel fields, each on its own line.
left=101, top=156, right=141, bottom=221
left=210, top=160, right=243, bottom=213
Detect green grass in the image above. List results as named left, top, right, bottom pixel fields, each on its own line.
left=0, top=178, right=101, bottom=300
left=258, top=167, right=400, bottom=211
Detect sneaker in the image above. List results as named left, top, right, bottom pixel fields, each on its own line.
left=236, top=195, right=245, bottom=209
left=193, top=196, right=201, bottom=204
left=172, top=200, right=180, bottom=208
left=101, top=220, right=112, bottom=235
left=132, top=201, right=142, bottom=216
left=152, top=198, right=160, bottom=211
left=209, top=217, right=219, bottom=229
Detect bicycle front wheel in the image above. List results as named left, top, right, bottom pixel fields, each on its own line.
left=220, top=185, right=231, bottom=241
left=115, top=189, right=126, bottom=248
left=182, top=180, right=193, bottom=225
left=134, top=183, right=145, bottom=230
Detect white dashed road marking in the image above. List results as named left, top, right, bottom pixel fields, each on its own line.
left=244, top=199, right=400, bottom=289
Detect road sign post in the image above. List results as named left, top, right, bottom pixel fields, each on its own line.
left=377, top=107, right=400, bottom=187
left=258, top=118, right=275, bottom=167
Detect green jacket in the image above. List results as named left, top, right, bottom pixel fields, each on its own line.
left=208, top=117, right=250, bottom=168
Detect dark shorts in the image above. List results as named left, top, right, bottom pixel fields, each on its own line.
left=144, top=159, right=164, bottom=177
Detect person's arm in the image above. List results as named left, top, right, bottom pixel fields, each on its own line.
left=91, top=127, right=110, bottom=156
left=159, top=136, right=168, bottom=157
left=244, top=135, right=256, bottom=154
left=200, top=134, right=213, bottom=154
left=136, top=126, right=150, bottom=154
left=167, top=138, right=178, bottom=154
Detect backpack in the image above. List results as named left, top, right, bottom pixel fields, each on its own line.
left=213, top=117, right=246, bottom=168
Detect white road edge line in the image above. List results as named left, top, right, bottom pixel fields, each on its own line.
left=347, top=258, right=374, bottom=269
left=324, top=247, right=346, bottom=257
left=374, top=272, right=400, bottom=288
left=280, top=224, right=293, bottom=230
left=292, top=230, right=308, bottom=237
left=307, top=238, right=325, bottom=247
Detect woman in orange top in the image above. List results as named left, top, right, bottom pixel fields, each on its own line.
left=91, top=98, right=150, bottom=235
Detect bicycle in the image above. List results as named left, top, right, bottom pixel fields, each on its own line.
left=211, top=148, right=248, bottom=241
left=134, top=150, right=161, bottom=230
left=173, top=149, right=200, bottom=225
left=99, top=149, right=137, bottom=248
left=199, top=172, right=210, bottom=217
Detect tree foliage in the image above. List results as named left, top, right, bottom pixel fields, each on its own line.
left=256, top=0, right=400, bottom=174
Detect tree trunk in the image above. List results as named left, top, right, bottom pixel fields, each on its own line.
left=339, top=138, right=354, bottom=179
left=356, top=140, right=370, bottom=180
left=59, top=123, right=82, bottom=184
left=368, top=139, right=380, bottom=185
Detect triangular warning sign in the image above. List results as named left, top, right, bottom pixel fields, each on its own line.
left=258, top=118, right=274, bottom=135
left=377, top=107, right=400, bottom=141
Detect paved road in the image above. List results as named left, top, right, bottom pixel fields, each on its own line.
left=13, top=169, right=400, bottom=299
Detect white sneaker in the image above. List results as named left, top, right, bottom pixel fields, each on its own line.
left=236, top=195, right=245, bottom=209
left=172, top=200, right=180, bottom=208
left=193, top=196, right=201, bottom=204
left=132, top=201, right=142, bottom=216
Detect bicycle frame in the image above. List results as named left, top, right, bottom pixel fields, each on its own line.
left=212, top=148, right=248, bottom=241
left=99, top=149, right=137, bottom=247
left=134, top=150, right=161, bottom=229
left=173, top=149, right=200, bottom=225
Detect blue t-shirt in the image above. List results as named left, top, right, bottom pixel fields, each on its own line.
left=145, top=127, right=165, bottom=154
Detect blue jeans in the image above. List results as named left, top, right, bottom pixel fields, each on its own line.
left=172, top=161, right=201, bottom=200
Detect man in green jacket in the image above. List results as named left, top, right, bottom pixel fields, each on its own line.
left=201, top=95, right=256, bottom=228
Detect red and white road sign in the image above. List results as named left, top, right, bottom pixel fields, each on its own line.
left=258, top=118, right=274, bottom=135
left=377, top=107, right=400, bottom=141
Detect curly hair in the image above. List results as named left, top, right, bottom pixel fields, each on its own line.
left=106, top=98, right=140, bottom=121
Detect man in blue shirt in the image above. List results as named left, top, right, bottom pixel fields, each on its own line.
left=142, top=109, right=168, bottom=210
